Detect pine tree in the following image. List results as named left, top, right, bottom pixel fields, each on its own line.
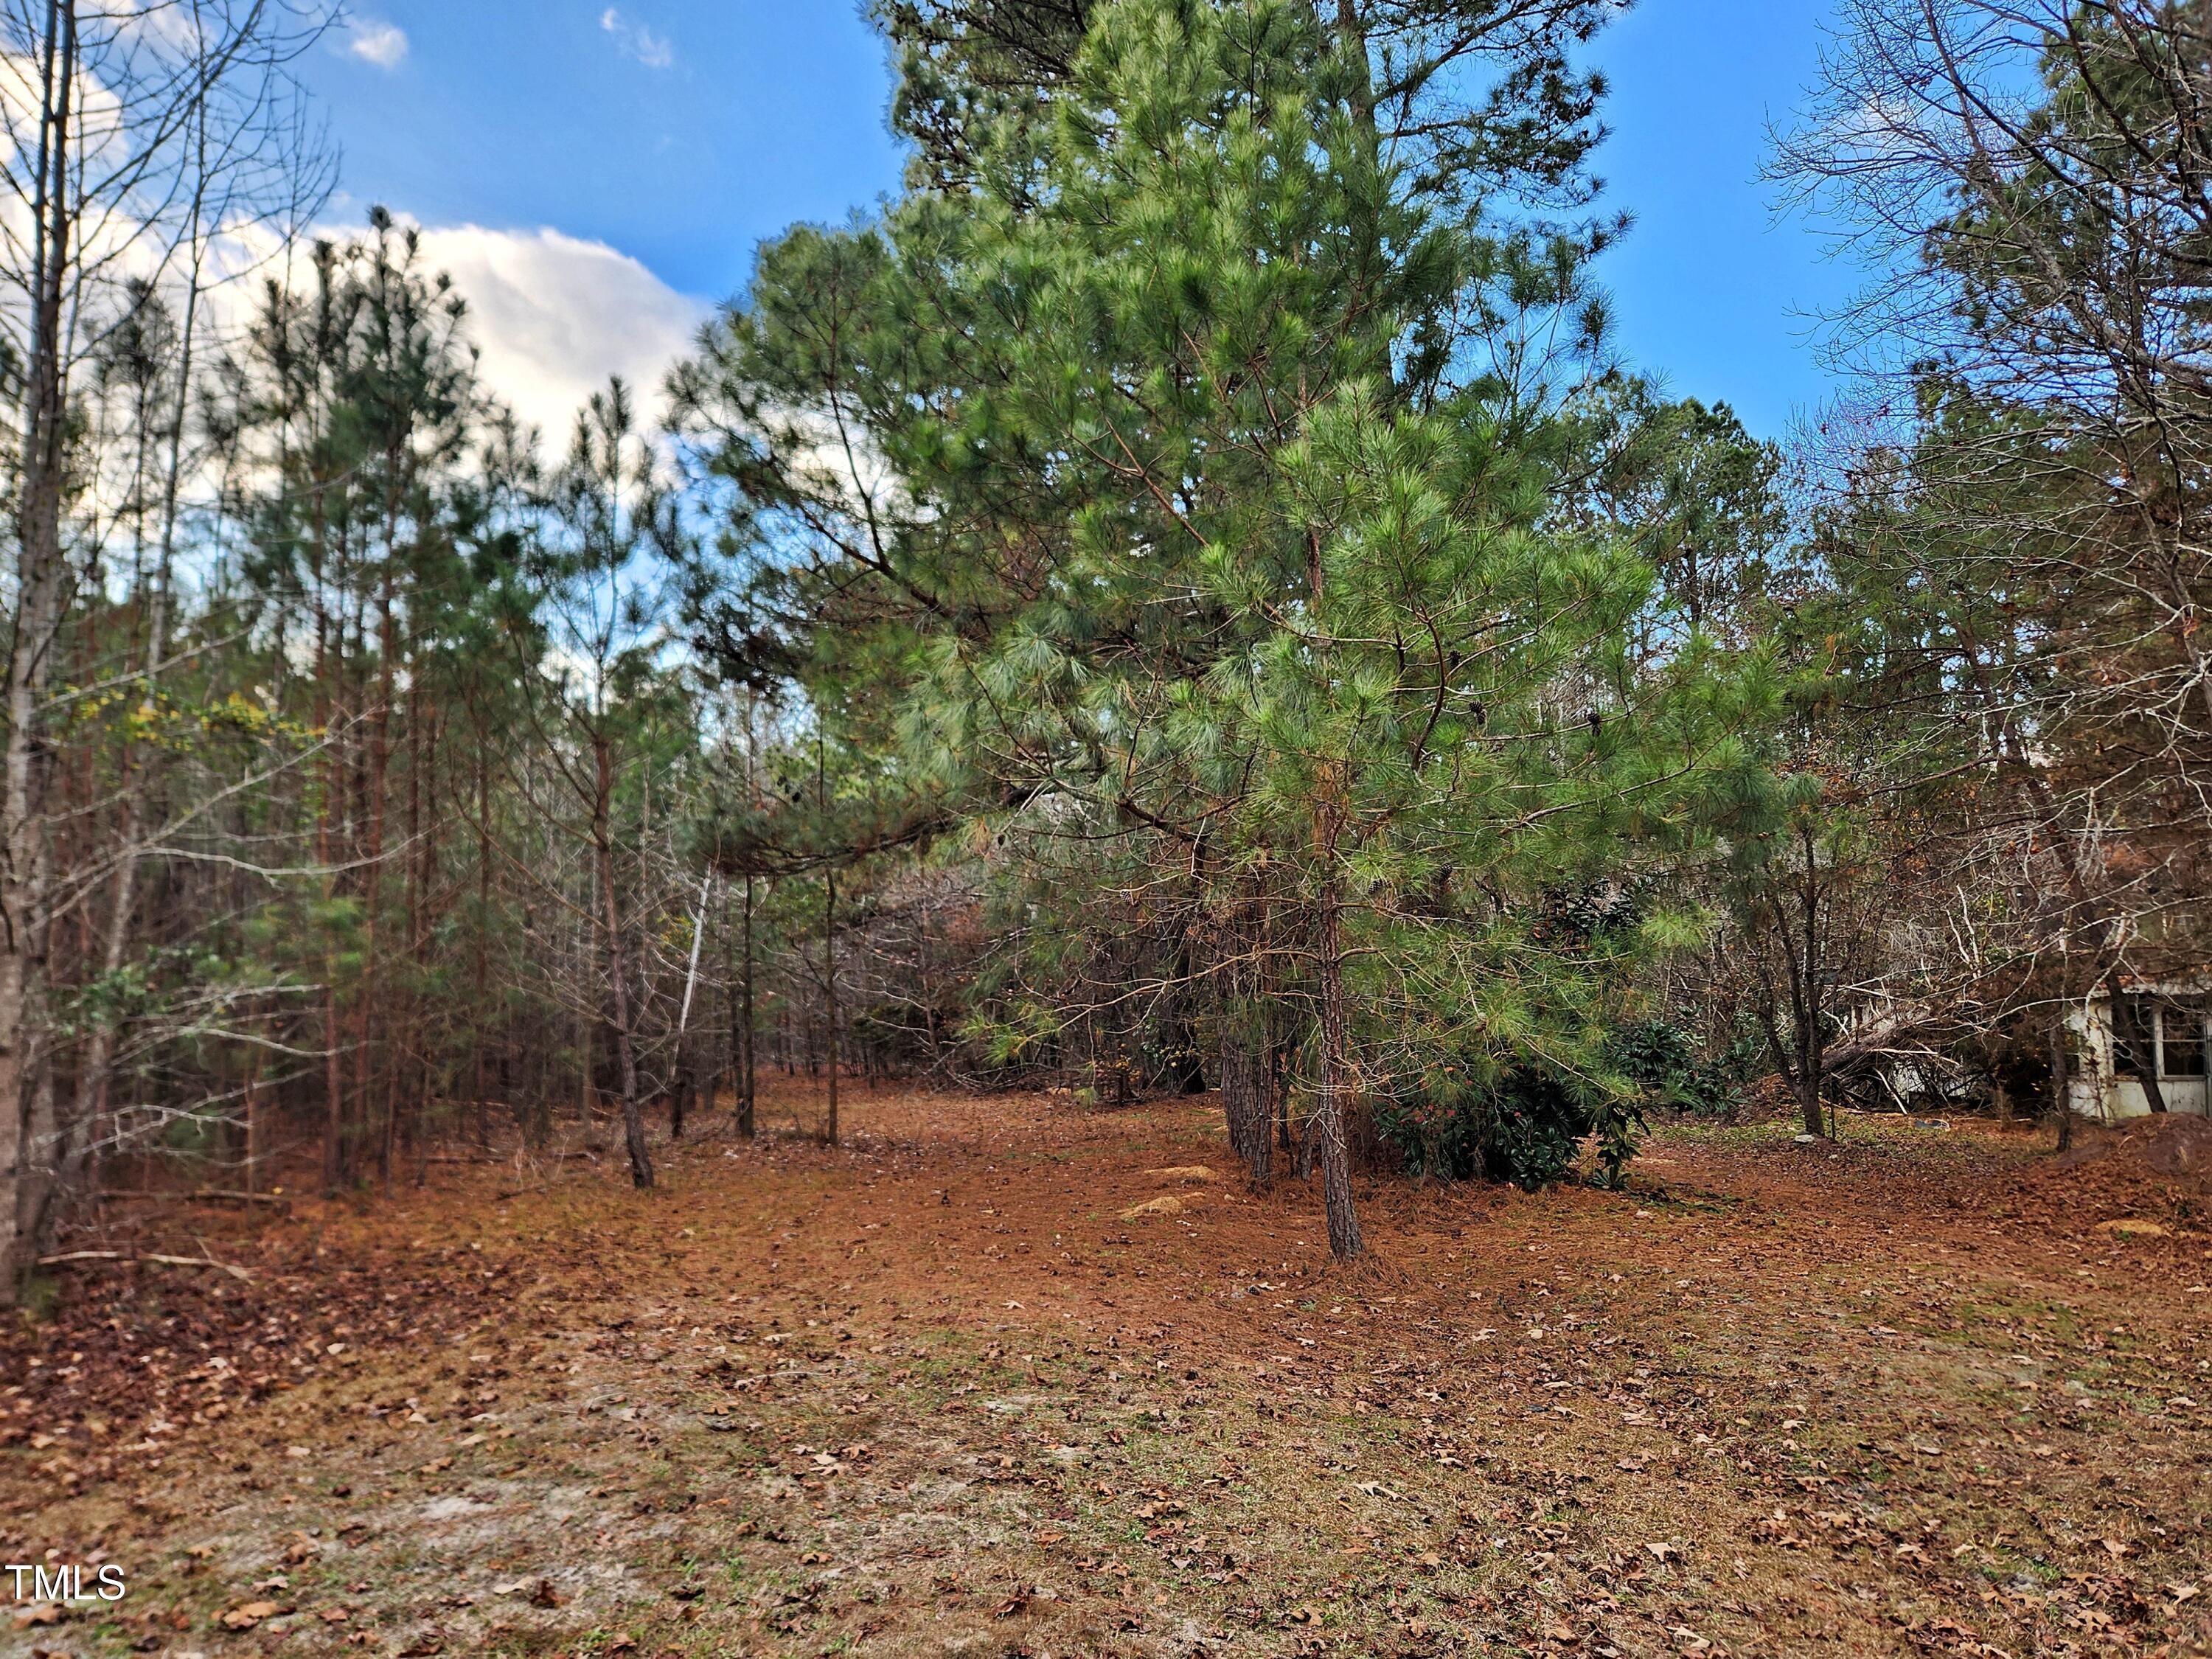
left=676, top=0, right=1709, bottom=1257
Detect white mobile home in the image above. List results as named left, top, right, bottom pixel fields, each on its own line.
left=2065, top=984, right=2211, bottom=1119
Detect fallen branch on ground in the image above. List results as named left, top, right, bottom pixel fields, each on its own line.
left=97, top=1188, right=290, bottom=1209
left=37, top=1249, right=252, bottom=1281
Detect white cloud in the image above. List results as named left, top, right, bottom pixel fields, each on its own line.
left=599, top=7, right=673, bottom=70
left=346, top=19, right=408, bottom=69
left=409, top=223, right=706, bottom=441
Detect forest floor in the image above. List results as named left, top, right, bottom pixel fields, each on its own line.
left=4, top=1085, right=2212, bottom=1659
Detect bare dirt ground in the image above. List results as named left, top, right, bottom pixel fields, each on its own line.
left=4, top=1085, right=2211, bottom=1659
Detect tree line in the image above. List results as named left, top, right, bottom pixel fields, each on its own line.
left=3, top=0, right=2205, bottom=1290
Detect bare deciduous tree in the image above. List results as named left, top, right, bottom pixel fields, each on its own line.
left=0, top=0, right=333, bottom=1292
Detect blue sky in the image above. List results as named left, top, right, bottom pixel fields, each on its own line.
left=305, top=1, right=1851, bottom=440
left=1585, top=0, right=1855, bottom=438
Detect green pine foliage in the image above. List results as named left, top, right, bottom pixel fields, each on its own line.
left=671, top=0, right=1779, bottom=1248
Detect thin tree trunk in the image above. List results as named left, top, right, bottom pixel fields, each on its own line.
left=672, top=874, right=709, bottom=1144
left=1, top=1, right=76, bottom=1295
left=385, top=675, right=427, bottom=1191
left=2051, top=1009, right=2073, bottom=1153
left=823, top=867, right=839, bottom=1147
left=2115, top=995, right=2170, bottom=1113
left=359, top=565, right=397, bottom=1188
left=1312, top=866, right=1363, bottom=1260
left=66, top=142, right=209, bottom=1221
left=1794, top=846, right=1828, bottom=1138
left=473, top=728, right=493, bottom=1150
left=243, top=1055, right=262, bottom=1194
left=1169, top=933, right=1208, bottom=1094
left=312, top=330, right=345, bottom=1192
left=738, top=876, right=756, bottom=1136
left=595, top=735, right=653, bottom=1189
left=1304, top=501, right=1363, bottom=1261
left=734, top=872, right=761, bottom=1141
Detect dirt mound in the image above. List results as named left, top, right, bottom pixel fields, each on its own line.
left=2051, top=1112, right=2212, bottom=1182
left=1120, top=1194, right=1187, bottom=1219
left=2096, top=1216, right=2173, bottom=1238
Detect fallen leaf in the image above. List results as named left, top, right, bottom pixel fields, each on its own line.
left=218, top=1601, right=282, bottom=1630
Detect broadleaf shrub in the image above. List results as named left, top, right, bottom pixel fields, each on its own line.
left=1607, top=1017, right=1760, bottom=1119
left=1375, top=1057, right=1646, bottom=1192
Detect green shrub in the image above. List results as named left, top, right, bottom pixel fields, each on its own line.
left=1481, top=1068, right=1599, bottom=1190
left=1605, top=1017, right=1761, bottom=1119
left=1376, top=1059, right=1644, bottom=1192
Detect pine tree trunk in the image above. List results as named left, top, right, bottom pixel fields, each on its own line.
left=384, top=679, right=425, bottom=1192
left=1168, top=934, right=1208, bottom=1094
left=1312, top=863, right=1363, bottom=1260
left=726, top=874, right=755, bottom=1138
left=1795, top=850, right=1829, bottom=1138
left=1221, top=1026, right=1273, bottom=1188
left=741, top=877, right=756, bottom=1134
left=361, top=562, right=397, bottom=1189
left=594, top=735, right=653, bottom=1189
left=474, top=731, right=493, bottom=1150
left=1304, top=488, right=1363, bottom=1259
left=823, top=867, right=839, bottom=1147
left=314, top=496, right=345, bottom=1191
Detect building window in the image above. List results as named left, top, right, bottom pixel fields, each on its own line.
left=2115, top=998, right=2157, bottom=1076
left=2160, top=1004, right=2208, bottom=1078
